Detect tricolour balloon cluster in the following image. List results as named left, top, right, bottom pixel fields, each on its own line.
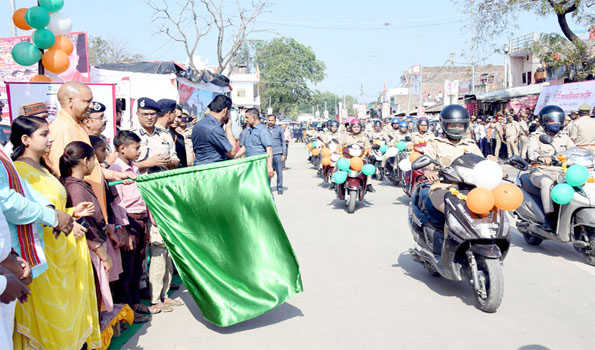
left=11, top=0, right=73, bottom=80
left=464, top=160, right=523, bottom=215
left=551, top=164, right=591, bottom=205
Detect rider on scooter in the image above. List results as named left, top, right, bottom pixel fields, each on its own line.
left=412, top=116, right=434, bottom=144
left=339, top=119, right=375, bottom=192
left=527, top=105, right=575, bottom=227
left=367, top=119, right=389, bottom=145
left=423, top=105, right=483, bottom=214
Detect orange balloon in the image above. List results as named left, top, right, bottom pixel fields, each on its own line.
left=466, top=188, right=495, bottom=215
left=13, top=8, right=31, bottom=30
left=321, top=157, right=331, bottom=166
left=51, top=35, right=74, bottom=55
left=409, top=151, right=422, bottom=163
left=307, top=143, right=313, bottom=150
left=321, top=147, right=331, bottom=157
left=492, top=183, right=523, bottom=211
left=311, top=148, right=320, bottom=156
left=350, top=157, right=364, bottom=171
left=30, top=75, right=51, bottom=82
left=42, top=49, right=70, bottom=74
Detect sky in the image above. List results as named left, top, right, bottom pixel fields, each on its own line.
left=2, top=0, right=585, bottom=99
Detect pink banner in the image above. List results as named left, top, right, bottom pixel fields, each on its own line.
left=0, top=32, right=89, bottom=119
left=507, top=95, right=539, bottom=114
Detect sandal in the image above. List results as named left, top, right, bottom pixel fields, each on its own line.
left=134, top=304, right=161, bottom=315
left=152, top=303, right=174, bottom=313
left=163, top=298, right=184, bottom=307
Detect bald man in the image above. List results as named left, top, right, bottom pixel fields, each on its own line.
left=46, top=82, right=131, bottom=220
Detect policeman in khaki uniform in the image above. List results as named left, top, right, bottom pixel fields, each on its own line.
left=319, top=120, right=341, bottom=147
left=423, top=105, right=483, bottom=213
left=131, top=98, right=180, bottom=175
left=411, top=116, right=434, bottom=145
left=518, top=113, right=530, bottom=159
left=339, top=119, right=371, bottom=150
left=367, top=119, right=389, bottom=145
left=527, top=105, right=575, bottom=227
left=570, top=104, right=595, bottom=152
left=505, top=114, right=521, bottom=157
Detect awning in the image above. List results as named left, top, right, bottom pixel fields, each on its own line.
left=475, top=82, right=549, bottom=102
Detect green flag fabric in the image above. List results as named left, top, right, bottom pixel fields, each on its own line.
left=135, top=155, right=302, bottom=327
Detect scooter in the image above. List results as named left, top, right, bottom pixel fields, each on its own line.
left=336, top=144, right=369, bottom=214
left=509, top=135, right=595, bottom=265
left=408, top=153, right=511, bottom=313
left=368, top=145, right=385, bottom=181
left=385, top=136, right=412, bottom=186
left=402, top=142, right=429, bottom=197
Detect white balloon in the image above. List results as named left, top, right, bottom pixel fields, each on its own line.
left=399, top=158, right=411, bottom=172
left=47, top=12, right=72, bottom=36
left=473, top=160, right=503, bottom=190
left=385, top=147, right=398, bottom=158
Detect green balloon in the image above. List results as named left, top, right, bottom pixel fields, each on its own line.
left=379, top=144, right=387, bottom=154
left=362, top=164, right=376, bottom=176
left=32, top=29, right=55, bottom=49
left=337, top=158, right=350, bottom=172
left=333, top=171, right=348, bottom=184
left=25, top=6, right=50, bottom=29
left=39, top=0, right=64, bottom=13
left=551, top=183, right=575, bottom=205
left=396, top=141, right=406, bottom=152
left=11, top=42, right=42, bottom=66
left=566, top=164, right=589, bottom=187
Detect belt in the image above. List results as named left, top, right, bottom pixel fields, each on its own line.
left=128, top=212, right=148, bottom=220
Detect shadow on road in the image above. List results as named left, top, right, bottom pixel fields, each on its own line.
left=510, top=229, right=586, bottom=265
left=518, top=345, right=552, bottom=350
left=393, top=251, right=476, bottom=308
left=393, top=195, right=410, bottom=206
left=178, top=290, right=304, bottom=334
left=327, top=198, right=374, bottom=212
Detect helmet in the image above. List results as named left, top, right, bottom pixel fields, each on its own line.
left=398, top=120, right=409, bottom=128
left=538, top=105, right=565, bottom=135
left=373, top=119, right=382, bottom=127
left=391, top=117, right=400, bottom=125
left=350, top=118, right=362, bottom=126
left=329, top=120, right=340, bottom=128
left=440, top=104, right=470, bottom=141
left=418, top=116, right=428, bottom=125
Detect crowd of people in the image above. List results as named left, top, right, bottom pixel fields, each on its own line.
left=0, top=82, right=288, bottom=349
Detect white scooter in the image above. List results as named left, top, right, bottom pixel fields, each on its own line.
left=509, top=136, right=595, bottom=265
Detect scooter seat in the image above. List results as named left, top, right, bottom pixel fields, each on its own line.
left=520, top=173, right=541, bottom=196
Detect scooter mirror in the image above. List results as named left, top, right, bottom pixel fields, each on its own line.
left=411, top=155, right=432, bottom=170
left=539, top=134, right=553, bottom=145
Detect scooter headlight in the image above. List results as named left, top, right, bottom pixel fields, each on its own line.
left=331, top=154, right=340, bottom=162
left=349, top=148, right=363, bottom=157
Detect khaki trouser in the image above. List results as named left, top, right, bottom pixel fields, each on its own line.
left=507, top=139, right=519, bottom=158
left=519, top=135, right=529, bottom=159
left=149, top=225, right=173, bottom=304
left=494, top=138, right=502, bottom=159
left=529, top=167, right=562, bottom=215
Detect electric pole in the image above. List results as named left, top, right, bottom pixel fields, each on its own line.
left=9, top=0, right=17, bottom=37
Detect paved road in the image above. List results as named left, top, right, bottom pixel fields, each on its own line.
left=126, top=144, right=594, bottom=350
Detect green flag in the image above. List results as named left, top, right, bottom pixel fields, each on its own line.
left=135, top=155, right=302, bottom=327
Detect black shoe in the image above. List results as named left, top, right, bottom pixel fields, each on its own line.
left=545, top=213, right=558, bottom=229
left=170, top=283, right=180, bottom=291
left=367, top=184, right=376, bottom=193
left=278, top=189, right=284, bottom=195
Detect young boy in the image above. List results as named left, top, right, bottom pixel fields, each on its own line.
left=108, top=131, right=162, bottom=319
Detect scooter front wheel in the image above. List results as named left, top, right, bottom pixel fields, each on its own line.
left=474, top=257, right=504, bottom=313
left=347, top=189, right=357, bottom=214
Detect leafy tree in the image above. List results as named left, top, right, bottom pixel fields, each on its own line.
left=253, top=37, right=326, bottom=116
left=88, top=36, right=144, bottom=65
left=453, top=0, right=593, bottom=47
left=530, top=33, right=594, bottom=81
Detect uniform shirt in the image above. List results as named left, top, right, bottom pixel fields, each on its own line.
left=339, top=133, right=370, bottom=149
left=425, top=137, right=483, bottom=167
left=191, top=114, right=232, bottom=165
left=527, top=131, right=575, bottom=162
left=130, top=126, right=179, bottom=174
left=320, top=131, right=341, bottom=145
left=569, top=116, right=595, bottom=151
left=411, top=131, right=434, bottom=144
left=505, top=121, right=520, bottom=140
left=367, top=130, right=389, bottom=144
left=242, top=122, right=272, bottom=157
left=518, top=120, right=529, bottom=135
left=267, top=125, right=286, bottom=156
left=387, top=131, right=411, bottom=145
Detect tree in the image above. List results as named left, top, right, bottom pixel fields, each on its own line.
left=254, top=37, right=326, bottom=116
left=147, top=0, right=268, bottom=73
left=453, top=0, right=593, bottom=47
left=530, top=33, right=594, bottom=81
left=297, top=91, right=340, bottom=117
left=88, top=36, right=144, bottom=65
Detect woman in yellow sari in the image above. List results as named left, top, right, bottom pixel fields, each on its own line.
left=10, top=116, right=101, bottom=349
